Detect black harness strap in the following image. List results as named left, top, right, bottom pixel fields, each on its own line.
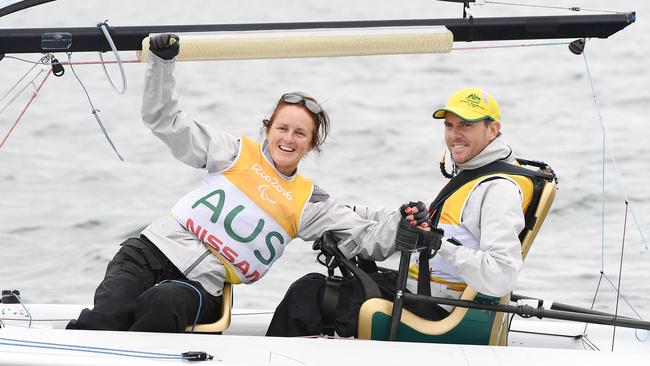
left=321, top=275, right=343, bottom=336
left=416, top=160, right=555, bottom=318
left=428, top=160, right=554, bottom=218
left=317, top=231, right=383, bottom=335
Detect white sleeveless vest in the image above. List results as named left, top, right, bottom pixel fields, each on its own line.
left=172, top=137, right=313, bottom=284
left=409, top=173, right=534, bottom=288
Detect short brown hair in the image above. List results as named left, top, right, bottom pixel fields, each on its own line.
left=262, top=92, right=330, bottom=152
left=483, top=119, right=502, bottom=137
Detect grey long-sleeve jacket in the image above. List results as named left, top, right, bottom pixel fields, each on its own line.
left=354, top=138, right=525, bottom=297
left=140, top=52, right=399, bottom=296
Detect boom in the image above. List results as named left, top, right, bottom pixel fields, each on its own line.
left=0, top=13, right=636, bottom=55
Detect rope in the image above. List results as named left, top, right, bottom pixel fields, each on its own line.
left=581, top=45, right=649, bottom=344
left=0, top=55, right=138, bottom=153
left=582, top=39, right=648, bottom=255
left=0, top=337, right=192, bottom=360
left=63, top=60, right=141, bottom=66
left=601, top=117, right=606, bottom=271
left=66, top=52, right=124, bottom=161
left=582, top=272, right=603, bottom=337
left=453, top=41, right=570, bottom=51
left=2, top=55, right=140, bottom=66
left=581, top=334, right=600, bottom=351
left=0, top=69, right=44, bottom=116
left=97, top=21, right=128, bottom=94
left=611, top=202, right=629, bottom=351
left=0, top=56, right=44, bottom=106
left=157, top=280, right=203, bottom=332
left=0, top=69, right=52, bottom=150
left=0, top=291, right=212, bottom=360
left=602, top=273, right=649, bottom=342
left=484, top=1, right=620, bottom=13
left=0, top=293, right=32, bottom=327
left=1, top=55, right=57, bottom=65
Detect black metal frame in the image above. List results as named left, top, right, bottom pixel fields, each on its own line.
left=0, top=13, right=635, bottom=54
left=0, top=0, right=55, bottom=18
left=314, top=228, right=650, bottom=342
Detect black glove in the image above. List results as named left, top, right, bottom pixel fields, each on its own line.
left=312, top=231, right=344, bottom=270
left=149, top=33, right=180, bottom=60
left=395, top=218, right=444, bottom=252
left=399, top=201, right=429, bottom=225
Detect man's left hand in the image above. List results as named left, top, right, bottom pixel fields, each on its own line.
left=399, top=201, right=429, bottom=226
left=395, top=218, right=444, bottom=252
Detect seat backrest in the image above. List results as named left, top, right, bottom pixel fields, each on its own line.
left=185, top=282, right=233, bottom=333
left=521, top=177, right=557, bottom=259
left=483, top=175, right=557, bottom=345
left=358, top=169, right=557, bottom=345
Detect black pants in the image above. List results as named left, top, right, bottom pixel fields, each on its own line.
left=266, top=272, right=449, bottom=337
left=66, top=236, right=221, bottom=332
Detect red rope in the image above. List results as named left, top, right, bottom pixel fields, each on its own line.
left=61, top=59, right=140, bottom=66
left=0, top=69, right=53, bottom=150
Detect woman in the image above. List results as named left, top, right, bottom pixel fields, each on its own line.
left=66, top=34, right=400, bottom=332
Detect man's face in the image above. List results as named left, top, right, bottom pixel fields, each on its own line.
left=444, top=112, right=500, bottom=164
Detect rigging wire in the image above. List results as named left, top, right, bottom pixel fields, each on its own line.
left=0, top=68, right=44, bottom=117
left=508, top=309, right=591, bottom=348
left=0, top=56, right=43, bottom=106
left=1, top=293, right=33, bottom=328
left=611, top=201, right=629, bottom=351
left=157, top=280, right=203, bottom=333
left=66, top=52, right=124, bottom=161
left=581, top=48, right=649, bottom=343
left=581, top=49, right=648, bottom=253
left=483, top=1, right=620, bottom=14
left=63, top=59, right=141, bottom=66
left=0, top=68, right=52, bottom=150
left=601, top=273, right=649, bottom=342
left=1, top=55, right=140, bottom=66
left=97, top=21, right=128, bottom=94
left=601, top=97, right=606, bottom=272
left=452, top=41, right=570, bottom=51
left=0, top=56, right=138, bottom=152
left=604, top=273, right=643, bottom=318
left=0, top=55, right=52, bottom=65
left=581, top=334, right=600, bottom=351
left=582, top=272, right=604, bottom=339
left=0, top=337, right=212, bottom=361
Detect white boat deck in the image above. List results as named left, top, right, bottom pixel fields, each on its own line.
left=1, top=303, right=648, bottom=365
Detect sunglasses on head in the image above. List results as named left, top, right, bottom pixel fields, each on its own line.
left=281, top=93, right=323, bottom=115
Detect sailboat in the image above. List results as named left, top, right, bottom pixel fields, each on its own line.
left=1, top=0, right=648, bottom=364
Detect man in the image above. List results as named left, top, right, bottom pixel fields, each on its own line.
left=266, top=86, right=534, bottom=336
left=403, top=86, right=533, bottom=308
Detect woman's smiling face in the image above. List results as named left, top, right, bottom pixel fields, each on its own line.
left=266, top=104, right=316, bottom=176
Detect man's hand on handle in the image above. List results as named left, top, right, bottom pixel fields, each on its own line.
left=397, top=201, right=443, bottom=252
left=399, top=201, right=430, bottom=229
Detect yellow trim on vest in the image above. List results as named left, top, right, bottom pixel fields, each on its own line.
left=222, top=136, right=313, bottom=237
left=410, top=171, right=534, bottom=285
left=207, top=246, right=242, bottom=284
left=408, top=264, right=468, bottom=291
left=438, top=172, right=534, bottom=225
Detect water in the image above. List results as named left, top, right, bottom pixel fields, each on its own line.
left=1, top=0, right=649, bottom=323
